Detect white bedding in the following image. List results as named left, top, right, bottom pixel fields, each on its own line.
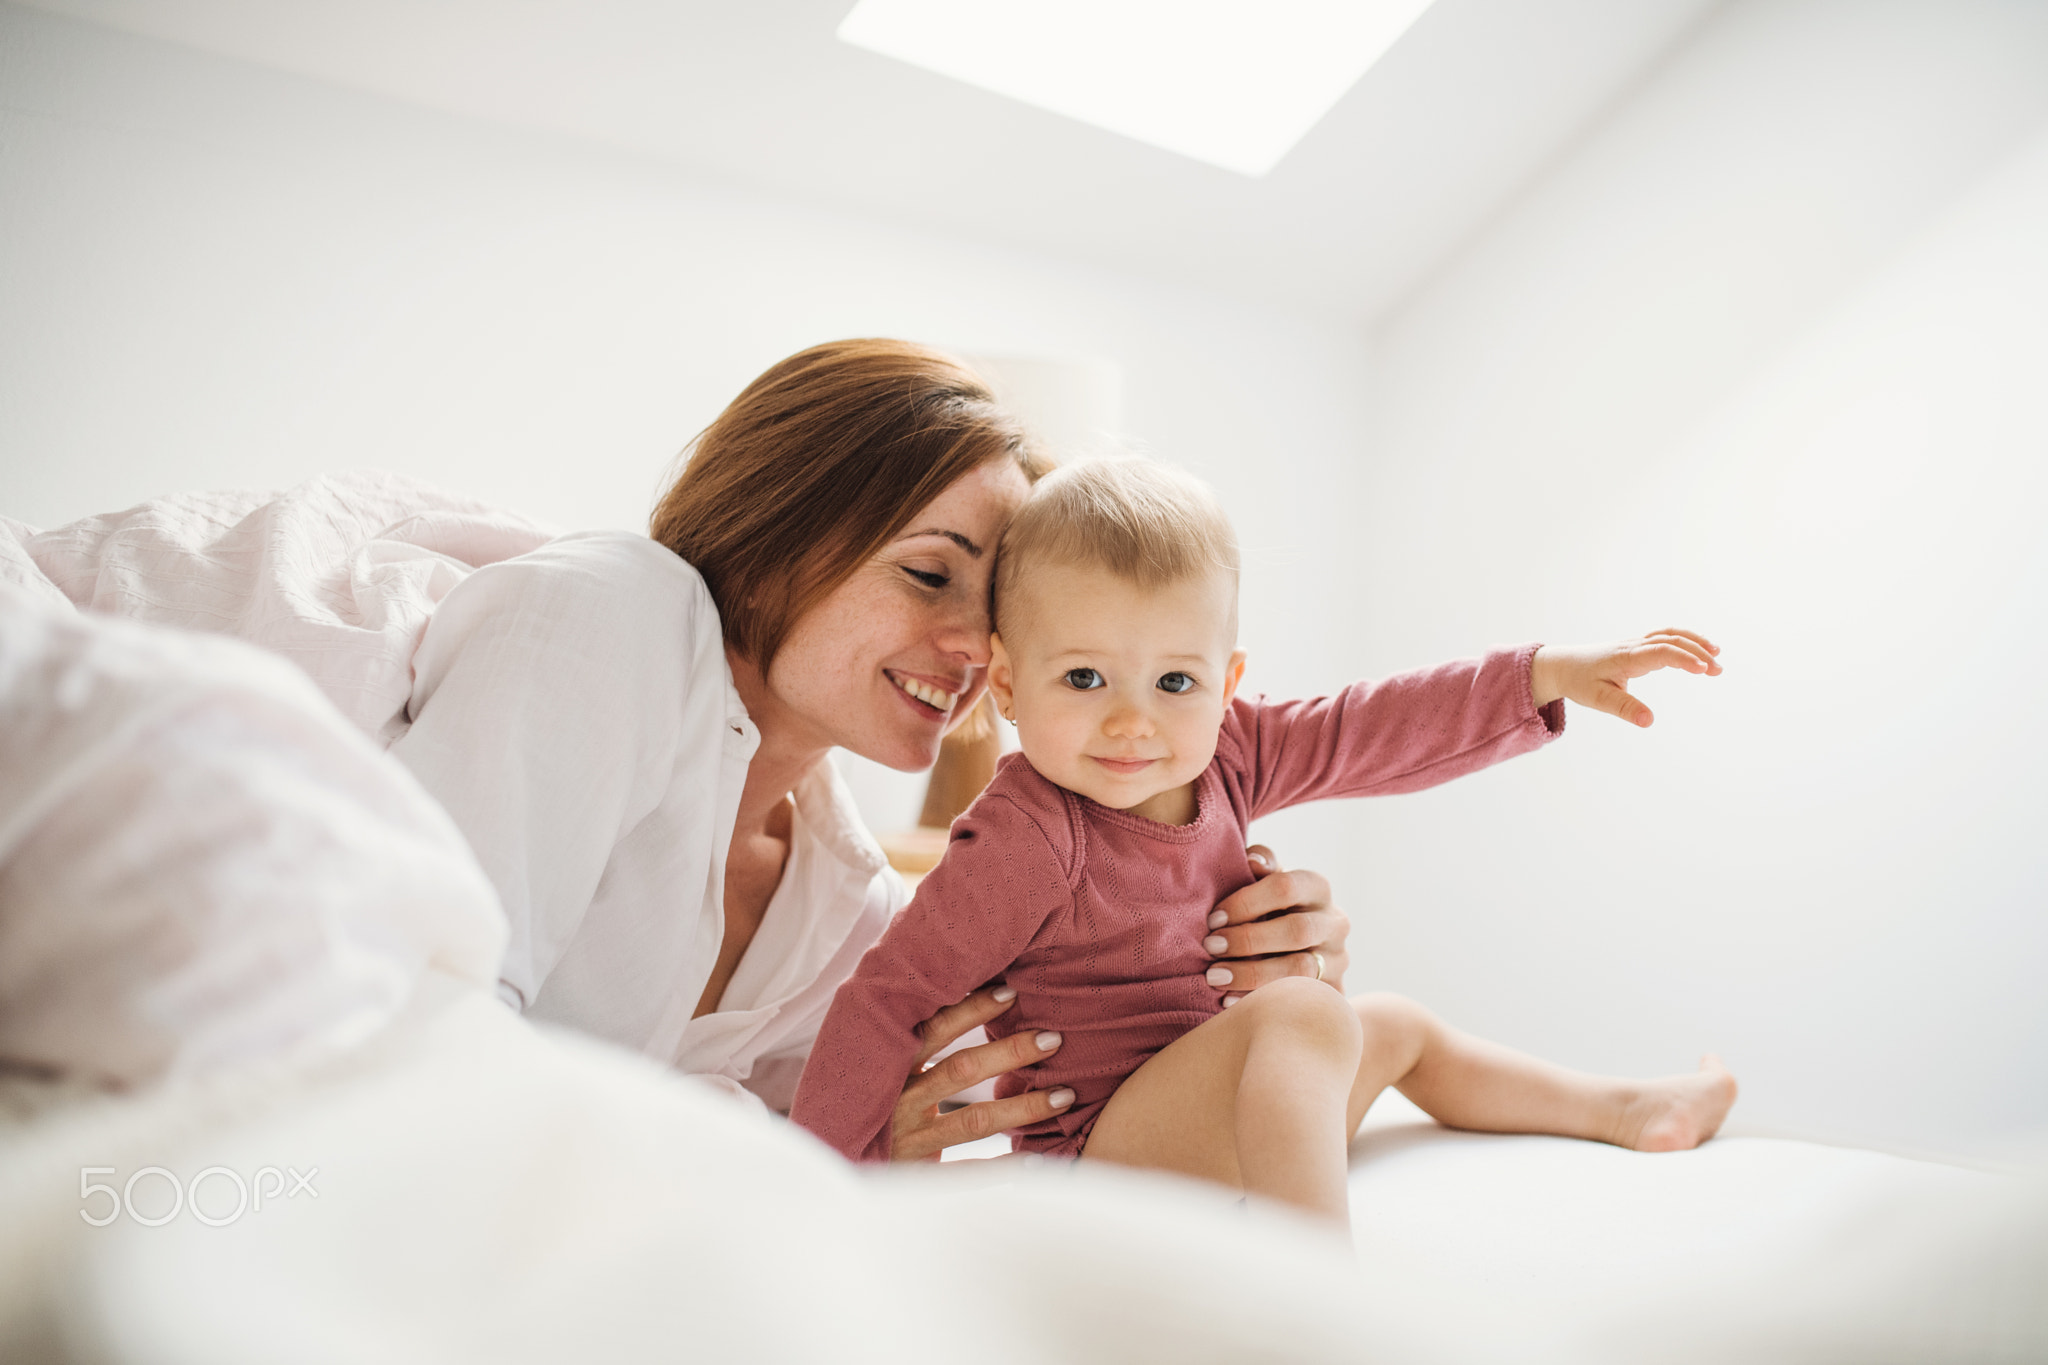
left=933, top=1092, right=2048, bottom=1361
left=2, top=990, right=2041, bottom=1364
left=0, top=985, right=1371, bottom=1365
left=1341, top=1094, right=2045, bottom=1362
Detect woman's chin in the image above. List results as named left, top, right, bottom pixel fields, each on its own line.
left=843, top=729, right=945, bottom=775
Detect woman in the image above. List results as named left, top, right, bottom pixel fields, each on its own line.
left=2, top=339, right=1351, bottom=1159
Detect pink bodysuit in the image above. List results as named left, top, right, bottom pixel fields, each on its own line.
left=790, top=646, right=1564, bottom=1162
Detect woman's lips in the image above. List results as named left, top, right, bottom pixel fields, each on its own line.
left=1091, top=756, right=1157, bottom=774
left=887, top=669, right=960, bottom=717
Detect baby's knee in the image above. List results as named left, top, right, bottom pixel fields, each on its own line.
left=1240, top=977, right=1363, bottom=1054
left=1351, top=992, right=1434, bottom=1049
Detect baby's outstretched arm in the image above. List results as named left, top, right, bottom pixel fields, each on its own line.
left=1531, top=628, right=1722, bottom=728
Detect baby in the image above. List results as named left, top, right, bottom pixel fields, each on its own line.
left=792, top=458, right=1735, bottom=1227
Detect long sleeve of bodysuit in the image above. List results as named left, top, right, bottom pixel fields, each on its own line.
left=1225, top=644, right=1564, bottom=821
left=790, top=790, right=1077, bottom=1163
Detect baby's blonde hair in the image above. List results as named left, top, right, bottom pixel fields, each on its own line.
left=994, top=458, right=1239, bottom=634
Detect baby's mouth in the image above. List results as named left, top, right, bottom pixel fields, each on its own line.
left=1092, top=756, right=1157, bottom=774
left=888, top=670, right=958, bottom=714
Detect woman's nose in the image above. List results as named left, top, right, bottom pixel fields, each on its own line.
left=933, top=599, right=993, bottom=666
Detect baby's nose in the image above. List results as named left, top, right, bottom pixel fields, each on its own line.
left=1103, top=704, right=1155, bottom=737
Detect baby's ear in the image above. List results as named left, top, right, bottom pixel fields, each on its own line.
left=1221, top=648, right=1248, bottom=706
left=988, top=633, right=1018, bottom=718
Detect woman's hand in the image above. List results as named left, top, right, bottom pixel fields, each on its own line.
left=1530, top=628, right=1722, bottom=728
left=1203, top=846, right=1351, bottom=1005
left=889, top=984, right=1075, bottom=1162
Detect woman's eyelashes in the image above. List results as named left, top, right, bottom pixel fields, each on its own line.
left=901, top=566, right=950, bottom=590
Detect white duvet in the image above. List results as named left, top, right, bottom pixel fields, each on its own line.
left=2, top=986, right=2042, bottom=1365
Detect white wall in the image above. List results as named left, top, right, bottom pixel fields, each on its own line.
left=0, top=2, right=1373, bottom=826
left=1312, top=0, right=2048, bottom=1161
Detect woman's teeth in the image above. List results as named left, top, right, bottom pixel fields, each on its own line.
left=892, top=673, right=957, bottom=712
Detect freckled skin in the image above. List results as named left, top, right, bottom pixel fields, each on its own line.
left=699, top=460, right=1028, bottom=1020
left=748, top=460, right=1031, bottom=774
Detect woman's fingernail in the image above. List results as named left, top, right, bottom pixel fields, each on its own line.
left=1035, top=1030, right=1062, bottom=1051
left=992, top=985, right=1017, bottom=1002
left=1203, top=935, right=1228, bottom=955
left=1206, top=966, right=1233, bottom=986
left=1049, top=1088, right=1076, bottom=1108
left=1207, top=909, right=1228, bottom=930
left=1221, top=994, right=1239, bottom=1008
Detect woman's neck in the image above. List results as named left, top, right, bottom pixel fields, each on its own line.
left=725, top=643, right=829, bottom=837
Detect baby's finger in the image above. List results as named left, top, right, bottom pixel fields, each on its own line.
left=895, top=1087, right=1077, bottom=1161
left=1622, top=641, right=1715, bottom=680
left=1592, top=679, right=1653, bottom=728
left=905, top=1026, right=1061, bottom=1108
left=1650, top=627, right=1720, bottom=657
left=1642, top=632, right=1722, bottom=674
left=911, top=984, right=1019, bottom=1066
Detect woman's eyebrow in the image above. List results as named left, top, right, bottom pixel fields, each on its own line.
left=895, top=528, right=984, bottom=557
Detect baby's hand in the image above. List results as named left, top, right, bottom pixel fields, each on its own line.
left=1530, top=629, right=1721, bottom=728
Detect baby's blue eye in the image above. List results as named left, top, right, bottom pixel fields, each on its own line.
left=1064, top=668, right=1105, bottom=691
left=1157, top=672, right=1196, bottom=694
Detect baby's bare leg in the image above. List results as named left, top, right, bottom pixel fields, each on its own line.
left=1086, top=977, right=1363, bottom=1225
left=1344, top=993, right=1738, bottom=1151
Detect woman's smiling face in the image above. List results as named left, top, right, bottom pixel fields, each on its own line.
left=759, top=458, right=1033, bottom=772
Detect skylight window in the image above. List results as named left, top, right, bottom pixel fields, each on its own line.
left=837, top=0, right=1438, bottom=178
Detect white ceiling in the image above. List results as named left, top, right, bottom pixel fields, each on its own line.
left=21, top=0, right=1723, bottom=328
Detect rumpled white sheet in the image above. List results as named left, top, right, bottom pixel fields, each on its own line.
left=2, top=981, right=2041, bottom=1365
left=7, top=478, right=902, bottom=1092
left=0, top=984, right=1378, bottom=1365
left=4, top=471, right=553, bottom=743
left=0, top=583, right=506, bottom=1086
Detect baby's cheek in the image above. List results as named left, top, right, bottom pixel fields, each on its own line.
left=1172, top=728, right=1225, bottom=781
left=1010, top=715, right=1073, bottom=776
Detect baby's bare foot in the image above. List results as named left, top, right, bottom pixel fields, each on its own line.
left=1617, top=1055, right=1738, bottom=1152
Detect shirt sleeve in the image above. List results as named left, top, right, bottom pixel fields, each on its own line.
left=388, top=533, right=718, bottom=1011
left=1229, top=643, right=1565, bottom=822
left=789, top=794, right=1074, bottom=1163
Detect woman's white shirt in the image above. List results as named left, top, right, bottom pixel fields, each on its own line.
left=3, top=472, right=904, bottom=1110
left=393, top=531, right=904, bottom=1107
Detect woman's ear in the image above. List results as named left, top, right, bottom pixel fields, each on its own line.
left=988, top=633, right=1018, bottom=721
left=1221, top=648, right=1249, bottom=706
